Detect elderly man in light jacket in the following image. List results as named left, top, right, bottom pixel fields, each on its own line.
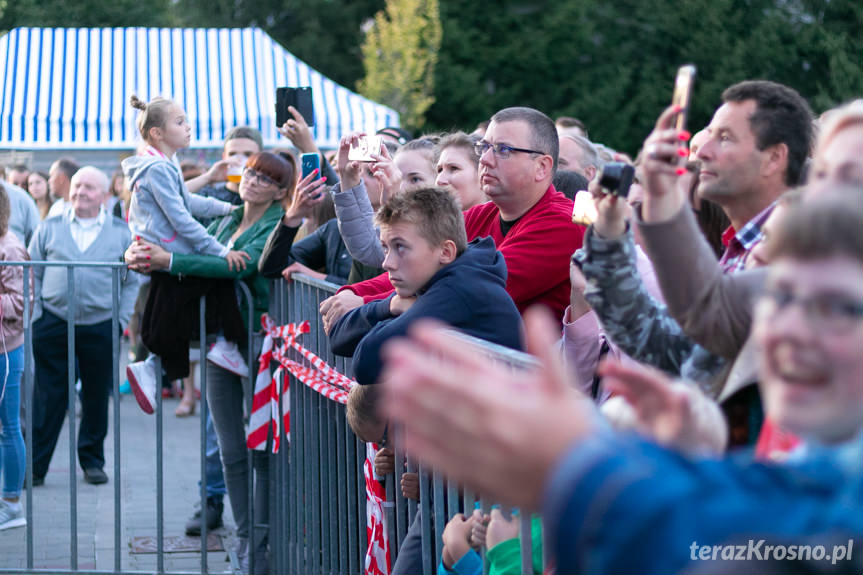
left=28, top=166, right=138, bottom=486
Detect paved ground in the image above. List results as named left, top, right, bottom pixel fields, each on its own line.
left=0, top=361, right=242, bottom=574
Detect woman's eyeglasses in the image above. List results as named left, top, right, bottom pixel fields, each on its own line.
left=243, top=167, right=278, bottom=187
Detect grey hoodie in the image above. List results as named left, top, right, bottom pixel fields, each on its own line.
left=122, top=155, right=232, bottom=257
left=332, top=180, right=385, bottom=267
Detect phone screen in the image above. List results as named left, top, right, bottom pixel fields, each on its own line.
left=671, top=65, right=696, bottom=133
left=571, top=191, right=598, bottom=226
left=347, top=136, right=383, bottom=162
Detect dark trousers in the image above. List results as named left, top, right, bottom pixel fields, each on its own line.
left=391, top=509, right=424, bottom=575
left=31, top=311, right=115, bottom=478
left=141, top=272, right=244, bottom=381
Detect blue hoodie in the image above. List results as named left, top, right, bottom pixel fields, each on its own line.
left=544, top=432, right=863, bottom=574
left=329, top=236, right=524, bottom=386
left=122, top=154, right=233, bottom=257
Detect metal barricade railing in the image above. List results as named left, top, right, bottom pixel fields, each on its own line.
left=0, top=261, right=257, bottom=575
left=1, top=260, right=544, bottom=574
left=267, top=273, right=370, bottom=575
left=271, top=274, right=545, bottom=575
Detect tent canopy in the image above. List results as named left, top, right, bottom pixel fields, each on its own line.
left=0, top=27, right=399, bottom=150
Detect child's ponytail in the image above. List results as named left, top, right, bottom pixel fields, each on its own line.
left=130, top=94, right=174, bottom=142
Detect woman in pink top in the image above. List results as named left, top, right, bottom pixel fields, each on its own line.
left=0, top=183, right=30, bottom=530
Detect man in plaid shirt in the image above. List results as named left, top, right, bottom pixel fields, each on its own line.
left=694, top=81, right=813, bottom=273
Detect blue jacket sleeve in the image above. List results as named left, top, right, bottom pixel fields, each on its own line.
left=328, top=296, right=395, bottom=358
left=438, top=549, right=483, bottom=575
left=542, top=434, right=861, bottom=575
left=350, top=284, right=471, bottom=386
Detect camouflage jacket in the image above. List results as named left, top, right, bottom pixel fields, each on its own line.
left=575, top=224, right=726, bottom=396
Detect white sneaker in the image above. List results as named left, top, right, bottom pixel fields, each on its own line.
left=0, top=499, right=25, bottom=531
left=207, top=340, right=249, bottom=378
left=127, top=358, right=157, bottom=414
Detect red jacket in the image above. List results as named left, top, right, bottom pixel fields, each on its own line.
left=342, top=185, right=584, bottom=321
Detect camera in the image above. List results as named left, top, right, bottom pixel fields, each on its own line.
left=598, top=162, right=635, bottom=198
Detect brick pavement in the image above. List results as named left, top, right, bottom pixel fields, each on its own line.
left=0, top=380, right=241, bottom=574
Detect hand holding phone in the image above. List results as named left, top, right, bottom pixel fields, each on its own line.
left=301, top=153, right=323, bottom=199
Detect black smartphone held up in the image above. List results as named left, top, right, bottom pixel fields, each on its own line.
left=671, top=65, right=696, bottom=133
left=276, top=87, right=315, bottom=128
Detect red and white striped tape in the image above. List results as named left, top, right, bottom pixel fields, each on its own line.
left=245, top=315, right=390, bottom=574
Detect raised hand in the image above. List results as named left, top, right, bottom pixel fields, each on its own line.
left=381, top=307, right=599, bottom=509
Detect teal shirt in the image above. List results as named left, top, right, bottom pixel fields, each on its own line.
left=169, top=202, right=284, bottom=328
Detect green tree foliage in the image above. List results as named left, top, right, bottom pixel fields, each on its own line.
left=0, top=0, right=174, bottom=29
left=358, top=0, right=443, bottom=131
left=426, top=0, right=863, bottom=153
left=2, top=0, right=860, bottom=148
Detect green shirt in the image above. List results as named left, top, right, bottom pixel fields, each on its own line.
left=170, top=202, right=284, bottom=328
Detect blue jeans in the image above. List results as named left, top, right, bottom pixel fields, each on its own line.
left=201, top=411, right=226, bottom=502
left=206, top=360, right=270, bottom=542
left=0, top=345, right=25, bottom=498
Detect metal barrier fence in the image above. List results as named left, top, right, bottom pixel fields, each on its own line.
left=2, top=262, right=543, bottom=575
left=269, top=275, right=545, bottom=575
left=2, top=261, right=257, bottom=575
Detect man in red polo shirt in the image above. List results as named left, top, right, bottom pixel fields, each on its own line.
left=320, top=107, right=584, bottom=329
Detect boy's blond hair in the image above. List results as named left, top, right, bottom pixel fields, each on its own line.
left=346, top=384, right=384, bottom=443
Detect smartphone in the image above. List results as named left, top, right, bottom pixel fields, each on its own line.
left=301, top=153, right=320, bottom=180
left=671, top=65, right=696, bottom=133
left=348, top=135, right=383, bottom=162
left=301, top=153, right=323, bottom=199
left=276, top=87, right=315, bottom=128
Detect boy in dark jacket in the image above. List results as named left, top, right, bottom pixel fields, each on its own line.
left=328, top=187, right=523, bottom=386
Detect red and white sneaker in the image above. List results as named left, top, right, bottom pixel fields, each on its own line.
left=207, top=339, right=249, bottom=378
left=126, top=358, right=157, bottom=414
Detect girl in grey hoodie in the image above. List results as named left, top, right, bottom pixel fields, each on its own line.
left=122, top=95, right=250, bottom=414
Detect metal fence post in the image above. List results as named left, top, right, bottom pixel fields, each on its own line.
left=111, top=267, right=122, bottom=574
left=23, top=262, right=34, bottom=571
left=198, top=295, right=209, bottom=574
left=65, top=266, right=78, bottom=571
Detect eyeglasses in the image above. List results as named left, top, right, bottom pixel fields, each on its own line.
left=243, top=167, right=278, bottom=187
left=474, top=140, right=546, bottom=160
left=756, top=286, right=863, bottom=333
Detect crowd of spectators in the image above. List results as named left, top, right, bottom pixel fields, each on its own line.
left=1, top=78, right=863, bottom=575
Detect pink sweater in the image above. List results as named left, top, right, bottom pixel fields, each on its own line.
left=0, top=231, right=30, bottom=351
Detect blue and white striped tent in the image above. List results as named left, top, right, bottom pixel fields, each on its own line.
left=0, top=27, right=399, bottom=150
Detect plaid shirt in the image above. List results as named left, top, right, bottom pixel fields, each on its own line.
left=718, top=202, right=777, bottom=274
